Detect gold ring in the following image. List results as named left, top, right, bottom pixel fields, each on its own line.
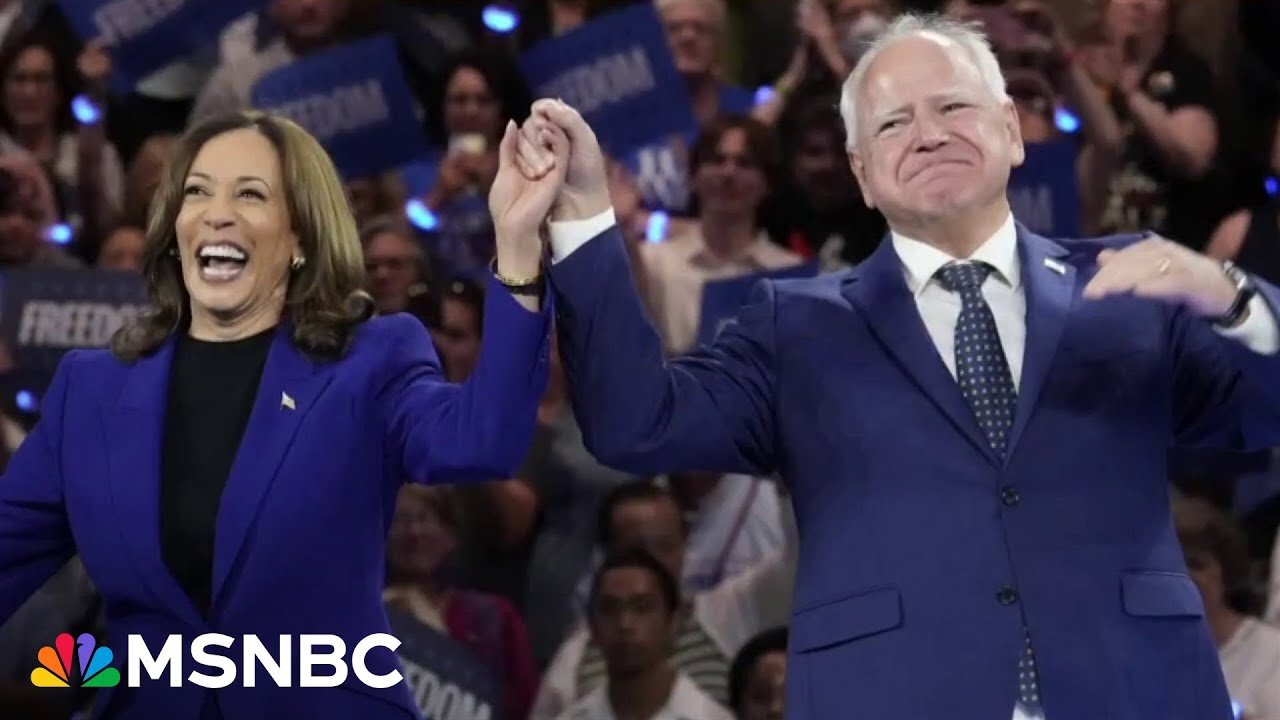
left=1156, top=258, right=1172, bottom=275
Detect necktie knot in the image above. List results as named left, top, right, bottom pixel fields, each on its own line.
left=936, top=261, right=993, bottom=293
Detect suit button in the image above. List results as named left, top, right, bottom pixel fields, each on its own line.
left=997, top=586, right=1018, bottom=605
left=1001, top=486, right=1020, bottom=506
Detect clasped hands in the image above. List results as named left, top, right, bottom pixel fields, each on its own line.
left=487, top=100, right=613, bottom=278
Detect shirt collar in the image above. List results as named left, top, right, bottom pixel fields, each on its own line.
left=890, top=212, right=1020, bottom=296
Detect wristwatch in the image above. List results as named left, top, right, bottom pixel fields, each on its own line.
left=1210, top=260, right=1256, bottom=328
left=490, top=260, right=544, bottom=296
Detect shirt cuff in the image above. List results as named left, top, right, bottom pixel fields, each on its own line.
left=547, top=208, right=617, bottom=264
left=1213, top=294, right=1280, bottom=354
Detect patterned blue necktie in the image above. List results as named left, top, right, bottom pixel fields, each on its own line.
left=935, top=261, right=1042, bottom=709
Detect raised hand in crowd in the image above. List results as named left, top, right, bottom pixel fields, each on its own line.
left=795, top=0, right=848, bottom=80
left=75, top=40, right=111, bottom=99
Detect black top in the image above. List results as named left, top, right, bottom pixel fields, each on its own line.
left=160, top=327, right=274, bottom=616
left=1097, top=36, right=1224, bottom=249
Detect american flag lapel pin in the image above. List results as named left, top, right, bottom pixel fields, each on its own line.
left=1044, top=258, right=1066, bottom=275
left=281, top=392, right=296, bottom=411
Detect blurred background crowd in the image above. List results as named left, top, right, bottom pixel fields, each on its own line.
left=0, top=0, right=1278, bottom=718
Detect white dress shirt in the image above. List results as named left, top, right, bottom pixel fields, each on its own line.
left=548, top=208, right=1280, bottom=719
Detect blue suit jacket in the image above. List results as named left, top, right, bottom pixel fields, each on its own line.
left=0, top=278, right=551, bottom=719
left=548, top=225, right=1280, bottom=720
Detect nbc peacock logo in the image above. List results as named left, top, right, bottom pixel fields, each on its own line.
left=31, top=632, right=120, bottom=688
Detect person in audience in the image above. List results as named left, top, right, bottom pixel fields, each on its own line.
left=383, top=484, right=538, bottom=720
left=0, top=154, right=80, bottom=267
left=512, top=331, right=641, bottom=668
left=1081, top=0, right=1226, bottom=248
left=555, top=549, right=733, bottom=720
left=346, top=172, right=407, bottom=230
left=636, top=114, right=801, bottom=355
left=189, top=0, right=365, bottom=124
left=765, top=98, right=885, bottom=268
left=96, top=222, right=144, bottom=273
left=623, top=0, right=755, bottom=216
left=669, top=472, right=786, bottom=593
left=420, top=50, right=531, bottom=279
left=122, top=133, right=177, bottom=228
left=360, top=215, right=430, bottom=315
left=428, top=275, right=484, bottom=383
left=532, top=479, right=796, bottom=719
left=1269, top=524, right=1280, bottom=624
left=728, top=627, right=788, bottom=720
left=0, top=31, right=124, bottom=253
left=1174, top=496, right=1280, bottom=720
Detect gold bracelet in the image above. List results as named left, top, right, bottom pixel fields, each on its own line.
left=490, top=259, right=544, bottom=295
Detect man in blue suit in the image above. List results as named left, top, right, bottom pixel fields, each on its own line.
left=510, top=12, right=1280, bottom=720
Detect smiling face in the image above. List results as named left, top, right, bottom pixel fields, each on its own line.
left=849, top=32, right=1023, bottom=231
left=175, top=128, right=299, bottom=339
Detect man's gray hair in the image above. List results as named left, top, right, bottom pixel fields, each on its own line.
left=838, top=13, right=1010, bottom=150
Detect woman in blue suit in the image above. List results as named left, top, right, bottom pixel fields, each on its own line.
left=0, top=110, right=564, bottom=719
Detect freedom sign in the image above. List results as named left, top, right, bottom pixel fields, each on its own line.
left=252, top=35, right=430, bottom=180
left=519, top=4, right=697, bottom=159
left=0, top=269, right=148, bottom=389
left=1008, top=140, right=1081, bottom=238
left=385, top=607, right=502, bottom=720
left=58, top=0, right=264, bottom=87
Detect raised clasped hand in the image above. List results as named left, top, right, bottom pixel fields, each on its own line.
left=1081, top=235, right=1240, bottom=320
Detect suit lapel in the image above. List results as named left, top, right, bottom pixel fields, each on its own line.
left=843, top=240, right=1001, bottom=465
left=103, top=339, right=203, bottom=627
left=1006, top=227, right=1076, bottom=459
left=210, top=326, right=333, bottom=612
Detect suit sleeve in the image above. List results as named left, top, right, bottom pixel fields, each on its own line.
left=1171, top=277, right=1280, bottom=450
left=0, top=351, right=76, bottom=626
left=378, top=282, right=552, bottom=484
left=548, top=225, right=779, bottom=477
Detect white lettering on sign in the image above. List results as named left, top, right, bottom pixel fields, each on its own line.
left=268, top=80, right=391, bottom=143
left=538, top=46, right=656, bottom=114
left=16, top=301, right=145, bottom=348
left=93, top=0, right=185, bottom=45
left=401, top=659, right=492, bottom=720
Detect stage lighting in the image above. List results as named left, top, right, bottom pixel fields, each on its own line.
left=483, top=5, right=520, bottom=34
left=405, top=199, right=439, bottom=231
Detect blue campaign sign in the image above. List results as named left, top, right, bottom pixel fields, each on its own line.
left=58, top=0, right=264, bottom=87
left=697, top=260, right=820, bottom=348
left=519, top=4, right=697, bottom=159
left=1008, top=140, right=1081, bottom=238
left=252, top=35, right=430, bottom=180
left=0, top=269, right=148, bottom=390
left=386, top=607, right=502, bottom=720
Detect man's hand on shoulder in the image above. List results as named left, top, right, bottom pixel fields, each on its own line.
left=1082, top=235, right=1241, bottom=320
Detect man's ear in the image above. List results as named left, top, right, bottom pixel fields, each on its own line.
left=849, top=150, right=876, bottom=209
left=1004, top=101, right=1025, bottom=168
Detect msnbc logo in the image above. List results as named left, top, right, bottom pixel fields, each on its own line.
left=31, top=633, right=120, bottom=688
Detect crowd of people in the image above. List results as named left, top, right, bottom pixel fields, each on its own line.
left=0, top=0, right=1278, bottom=718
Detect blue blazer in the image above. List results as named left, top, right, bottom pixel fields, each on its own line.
left=0, top=278, right=551, bottom=719
left=548, top=225, right=1280, bottom=720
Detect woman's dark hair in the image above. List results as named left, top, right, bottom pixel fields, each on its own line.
left=595, top=479, right=688, bottom=550
left=1173, top=496, right=1260, bottom=614
left=0, top=28, right=78, bottom=136
left=424, top=49, right=532, bottom=146
left=110, top=111, right=374, bottom=362
left=729, top=626, right=789, bottom=711
left=588, top=547, right=681, bottom=616
left=687, top=113, right=785, bottom=222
